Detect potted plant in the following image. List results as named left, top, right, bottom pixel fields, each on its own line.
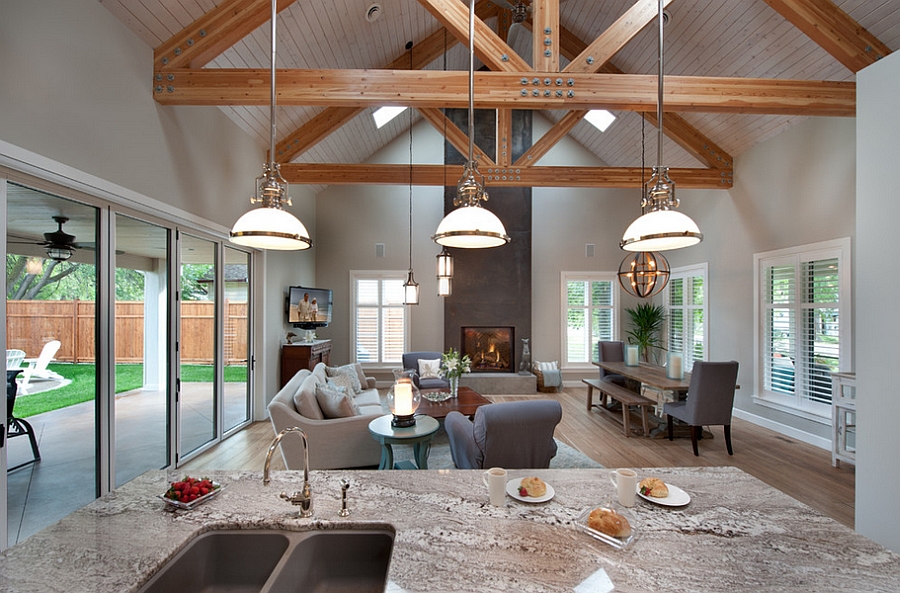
left=625, top=302, right=666, bottom=363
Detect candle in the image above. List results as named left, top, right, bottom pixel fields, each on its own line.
left=394, top=382, right=413, bottom=416
left=625, top=345, right=639, bottom=366
left=667, top=353, right=683, bottom=379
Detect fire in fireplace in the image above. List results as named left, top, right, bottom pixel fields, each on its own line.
left=461, top=326, right=515, bottom=373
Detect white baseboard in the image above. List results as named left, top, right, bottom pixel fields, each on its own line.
left=732, top=408, right=831, bottom=451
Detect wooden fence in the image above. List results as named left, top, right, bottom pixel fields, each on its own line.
left=6, top=300, right=248, bottom=365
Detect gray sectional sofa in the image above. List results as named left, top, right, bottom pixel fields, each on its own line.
left=267, top=362, right=384, bottom=470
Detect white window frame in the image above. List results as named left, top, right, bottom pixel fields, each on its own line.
left=663, top=263, right=708, bottom=373
left=753, top=238, right=852, bottom=423
left=350, top=270, right=409, bottom=369
left=560, top=271, right=618, bottom=369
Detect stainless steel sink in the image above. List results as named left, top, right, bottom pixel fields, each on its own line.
left=137, top=527, right=395, bottom=593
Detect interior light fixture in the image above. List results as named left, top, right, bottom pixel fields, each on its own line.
left=402, top=42, right=419, bottom=305
left=620, top=0, right=701, bottom=253
left=45, top=245, right=73, bottom=262
left=617, top=251, right=670, bottom=298
left=373, top=106, right=407, bottom=129
left=432, top=0, right=510, bottom=250
left=230, top=0, right=312, bottom=251
left=436, top=246, right=453, bottom=297
left=585, top=109, right=616, bottom=132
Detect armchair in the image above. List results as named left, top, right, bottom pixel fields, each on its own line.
left=402, top=351, right=450, bottom=390
left=445, top=400, right=562, bottom=469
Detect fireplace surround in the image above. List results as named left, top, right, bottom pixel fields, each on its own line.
left=461, top=326, right=514, bottom=373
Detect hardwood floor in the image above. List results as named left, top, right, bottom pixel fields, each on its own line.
left=182, top=385, right=856, bottom=528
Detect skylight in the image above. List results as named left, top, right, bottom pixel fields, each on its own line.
left=373, top=106, right=407, bottom=129
left=585, top=110, right=616, bottom=132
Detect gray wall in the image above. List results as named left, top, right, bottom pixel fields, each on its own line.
left=856, top=50, right=900, bottom=552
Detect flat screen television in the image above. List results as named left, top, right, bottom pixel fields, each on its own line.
left=287, top=286, right=333, bottom=329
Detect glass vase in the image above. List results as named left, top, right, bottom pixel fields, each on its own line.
left=449, top=376, right=459, bottom=398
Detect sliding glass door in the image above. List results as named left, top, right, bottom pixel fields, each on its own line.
left=223, top=246, right=250, bottom=434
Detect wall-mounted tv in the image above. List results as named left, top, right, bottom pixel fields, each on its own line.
left=287, top=286, right=333, bottom=329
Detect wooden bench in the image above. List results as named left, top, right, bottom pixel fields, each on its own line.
left=583, top=378, right=656, bottom=437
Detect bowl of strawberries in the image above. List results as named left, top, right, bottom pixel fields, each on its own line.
left=160, top=476, right=223, bottom=510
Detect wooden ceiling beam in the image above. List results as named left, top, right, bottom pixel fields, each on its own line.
left=153, top=68, right=855, bottom=116
left=417, top=0, right=530, bottom=72
left=154, top=0, right=295, bottom=70
left=563, top=0, right=676, bottom=74
left=762, top=0, right=891, bottom=73
left=514, top=110, right=587, bottom=166
left=280, top=163, right=732, bottom=189
left=533, top=0, right=560, bottom=73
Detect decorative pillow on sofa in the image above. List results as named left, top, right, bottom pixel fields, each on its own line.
left=292, top=375, right=324, bottom=420
left=326, top=363, right=363, bottom=393
left=327, top=371, right=356, bottom=395
left=316, top=382, right=361, bottom=418
left=418, top=358, right=442, bottom=380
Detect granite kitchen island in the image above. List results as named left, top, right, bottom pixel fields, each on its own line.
left=1, top=467, right=897, bottom=592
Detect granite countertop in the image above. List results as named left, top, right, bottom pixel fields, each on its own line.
left=1, top=467, right=898, bottom=592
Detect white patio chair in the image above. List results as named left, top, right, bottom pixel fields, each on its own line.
left=6, top=349, right=26, bottom=370
left=20, top=340, right=63, bottom=387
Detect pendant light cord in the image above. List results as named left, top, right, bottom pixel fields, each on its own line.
left=467, top=0, right=475, bottom=164
left=269, top=0, right=277, bottom=170
left=407, top=41, right=414, bottom=273
left=656, top=0, right=664, bottom=169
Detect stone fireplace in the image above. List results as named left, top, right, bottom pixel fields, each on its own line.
left=461, top=326, right=515, bottom=373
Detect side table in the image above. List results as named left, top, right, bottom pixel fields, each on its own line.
left=367, top=414, right=439, bottom=470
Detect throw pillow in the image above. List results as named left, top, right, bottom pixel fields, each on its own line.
left=315, top=383, right=361, bottom=418
left=327, top=372, right=356, bottom=395
left=326, top=364, right=363, bottom=393
left=537, top=360, right=558, bottom=371
left=418, top=358, right=442, bottom=380
left=292, top=375, right=324, bottom=420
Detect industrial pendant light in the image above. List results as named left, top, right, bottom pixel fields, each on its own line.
left=230, top=0, right=312, bottom=251
left=432, top=0, right=510, bottom=249
left=620, top=0, right=701, bottom=252
left=436, top=246, right=453, bottom=296
left=402, top=42, right=420, bottom=305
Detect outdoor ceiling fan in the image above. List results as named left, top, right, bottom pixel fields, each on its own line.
left=9, top=216, right=89, bottom=262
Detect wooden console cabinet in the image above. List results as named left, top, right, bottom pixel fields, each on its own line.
left=280, top=340, right=332, bottom=387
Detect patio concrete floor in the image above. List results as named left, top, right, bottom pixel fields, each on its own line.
left=6, top=382, right=249, bottom=545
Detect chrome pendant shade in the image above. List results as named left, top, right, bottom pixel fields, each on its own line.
left=230, top=0, right=311, bottom=251
left=620, top=0, right=701, bottom=253
left=432, top=0, right=510, bottom=250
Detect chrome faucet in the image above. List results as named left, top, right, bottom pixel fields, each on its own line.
left=263, top=427, right=312, bottom=518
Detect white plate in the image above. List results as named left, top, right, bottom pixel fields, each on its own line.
left=636, top=482, right=690, bottom=506
left=506, top=478, right=555, bottom=503
left=159, top=481, right=224, bottom=510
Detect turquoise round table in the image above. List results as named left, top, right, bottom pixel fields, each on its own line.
left=367, top=414, right=439, bottom=470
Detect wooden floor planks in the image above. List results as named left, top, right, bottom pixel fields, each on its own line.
left=182, top=385, right=855, bottom=528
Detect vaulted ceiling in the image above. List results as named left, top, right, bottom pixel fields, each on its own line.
left=99, top=0, right=898, bottom=192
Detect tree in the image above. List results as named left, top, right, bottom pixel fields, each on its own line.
left=6, top=255, right=78, bottom=300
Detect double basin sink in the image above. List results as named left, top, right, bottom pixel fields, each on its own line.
left=137, top=525, right=395, bottom=593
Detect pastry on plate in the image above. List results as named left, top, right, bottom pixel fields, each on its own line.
left=588, top=507, right=632, bottom=538
left=639, top=477, right=669, bottom=498
left=518, top=476, right=547, bottom=497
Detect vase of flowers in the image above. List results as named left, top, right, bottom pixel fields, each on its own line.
left=441, top=347, right=471, bottom=398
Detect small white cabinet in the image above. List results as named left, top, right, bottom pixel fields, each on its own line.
left=831, top=372, right=856, bottom=467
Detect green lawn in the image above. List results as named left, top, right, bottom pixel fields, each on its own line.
left=12, top=363, right=247, bottom=418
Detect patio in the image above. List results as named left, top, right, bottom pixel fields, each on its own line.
left=6, top=382, right=248, bottom=545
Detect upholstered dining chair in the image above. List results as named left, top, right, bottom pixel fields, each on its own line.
left=597, top=341, right=627, bottom=386
left=402, top=351, right=450, bottom=390
left=664, top=360, right=740, bottom=456
left=445, top=399, right=562, bottom=469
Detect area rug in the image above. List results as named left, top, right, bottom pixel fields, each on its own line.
left=391, top=430, right=603, bottom=469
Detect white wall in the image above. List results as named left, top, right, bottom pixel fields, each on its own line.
left=0, top=0, right=317, bottom=401
left=856, top=51, right=900, bottom=552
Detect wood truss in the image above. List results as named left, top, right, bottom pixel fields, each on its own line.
left=152, top=0, right=889, bottom=190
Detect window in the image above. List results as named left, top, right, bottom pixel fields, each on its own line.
left=664, top=264, right=708, bottom=373
left=754, top=239, right=851, bottom=419
left=352, top=272, right=407, bottom=365
left=562, top=273, right=616, bottom=366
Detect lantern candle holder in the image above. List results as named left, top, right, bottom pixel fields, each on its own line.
left=387, top=369, right=421, bottom=428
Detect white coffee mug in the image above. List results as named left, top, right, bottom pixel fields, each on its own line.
left=482, top=467, right=508, bottom=506
left=609, top=468, right=637, bottom=507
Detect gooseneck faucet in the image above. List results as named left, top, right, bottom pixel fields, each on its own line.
left=263, top=427, right=312, bottom=518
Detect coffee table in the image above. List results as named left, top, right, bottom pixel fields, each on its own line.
left=416, top=386, right=492, bottom=419
left=368, top=414, right=440, bottom=470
